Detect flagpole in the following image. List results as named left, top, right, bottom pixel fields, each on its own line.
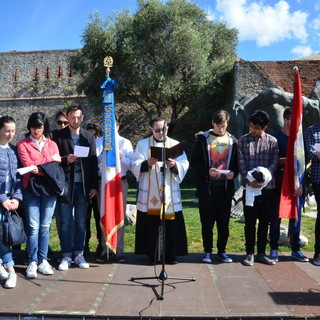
left=100, top=56, right=124, bottom=260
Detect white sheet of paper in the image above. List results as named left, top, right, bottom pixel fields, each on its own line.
left=218, top=170, right=230, bottom=174
left=314, top=143, right=320, bottom=152
left=74, top=145, right=90, bottom=157
left=17, top=165, right=37, bottom=175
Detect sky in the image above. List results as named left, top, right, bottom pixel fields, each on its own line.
left=0, top=0, right=319, bottom=61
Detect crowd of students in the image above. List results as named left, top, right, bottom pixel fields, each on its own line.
left=0, top=105, right=319, bottom=290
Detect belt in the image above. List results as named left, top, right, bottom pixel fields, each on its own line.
left=121, top=176, right=127, bottom=180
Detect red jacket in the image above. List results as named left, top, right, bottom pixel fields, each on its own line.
left=17, top=137, right=60, bottom=189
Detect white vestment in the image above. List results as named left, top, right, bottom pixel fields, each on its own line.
left=131, top=136, right=189, bottom=214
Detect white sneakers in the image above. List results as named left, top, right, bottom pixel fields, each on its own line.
left=0, top=265, right=9, bottom=280
left=58, top=255, right=89, bottom=270
left=74, top=254, right=89, bottom=269
left=38, top=260, right=54, bottom=275
left=26, top=260, right=54, bottom=279
left=5, top=272, right=17, bottom=288
left=58, top=257, right=72, bottom=271
left=26, top=262, right=38, bottom=279
left=0, top=266, right=16, bottom=288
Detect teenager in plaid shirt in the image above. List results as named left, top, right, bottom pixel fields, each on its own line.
left=238, top=110, right=279, bottom=266
left=305, top=123, right=320, bottom=266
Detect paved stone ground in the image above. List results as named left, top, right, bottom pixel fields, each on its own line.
left=0, top=251, right=320, bottom=319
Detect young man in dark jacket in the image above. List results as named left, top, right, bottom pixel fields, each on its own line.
left=191, top=110, right=238, bottom=263
left=52, top=104, right=99, bottom=270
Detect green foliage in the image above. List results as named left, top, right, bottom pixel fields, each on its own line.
left=71, top=0, right=238, bottom=132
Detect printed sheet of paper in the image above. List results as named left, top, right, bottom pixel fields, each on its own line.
left=17, top=165, right=37, bottom=175
left=74, top=145, right=90, bottom=157
left=314, top=143, right=320, bottom=152
left=217, top=170, right=230, bottom=174
left=150, top=141, right=185, bottom=161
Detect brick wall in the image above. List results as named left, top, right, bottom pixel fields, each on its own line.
left=253, top=60, right=320, bottom=97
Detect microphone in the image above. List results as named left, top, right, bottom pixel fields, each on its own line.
left=162, top=122, right=167, bottom=141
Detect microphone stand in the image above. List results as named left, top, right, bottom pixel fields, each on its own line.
left=130, top=124, right=196, bottom=300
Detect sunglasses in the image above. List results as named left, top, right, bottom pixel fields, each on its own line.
left=57, top=121, right=69, bottom=126
left=154, top=128, right=165, bottom=133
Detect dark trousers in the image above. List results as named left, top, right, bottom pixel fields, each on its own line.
left=312, top=183, right=320, bottom=254
left=85, top=196, right=102, bottom=251
left=199, top=187, right=232, bottom=254
left=269, top=181, right=301, bottom=252
left=243, top=188, right=274, bottom=254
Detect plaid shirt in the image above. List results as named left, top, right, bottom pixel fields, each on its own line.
left=238, top=132, right=279, bottom=189
left=305, top=123, right=320, bottom=184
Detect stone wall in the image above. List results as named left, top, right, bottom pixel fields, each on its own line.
left=231, top=60, right=277, bottom=103
left=0, top=49, right=97, bottom=143
left=0, top=96, right=92, bottom=144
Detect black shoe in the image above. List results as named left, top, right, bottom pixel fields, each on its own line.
left=115, top=252, right=126, bottom=263
left=166, top=259, right=178, bottom=265
left=256, top=253, right=276, bottom=265
left=96, top=244, right=103, bottom=256
left=166, top=256, right=178, bottom=264
left=96, top=250, right=110, bottom=263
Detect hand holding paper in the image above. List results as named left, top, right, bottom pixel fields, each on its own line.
left=217, top=170, right=230, bottom=174
left=17, top=165, right=37, bottom=175
left=74, top=145, right=90, bottom=157
left=314, top=143, right=320, bottom=152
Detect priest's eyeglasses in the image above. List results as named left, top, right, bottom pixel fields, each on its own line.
left=154, top=128, right=165, bottom=133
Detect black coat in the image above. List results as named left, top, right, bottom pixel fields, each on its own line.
left=191, top=130, right=239, bottom=198
left=52, top=127, right=99, bottom=203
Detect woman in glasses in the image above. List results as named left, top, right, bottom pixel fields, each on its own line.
left=55, top=111, right=69, bottom=130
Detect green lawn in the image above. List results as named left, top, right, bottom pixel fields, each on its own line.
left=48, top=182, right=317, bottom=254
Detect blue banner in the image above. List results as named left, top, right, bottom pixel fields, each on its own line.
left=101, top=76, right=119, bottom=167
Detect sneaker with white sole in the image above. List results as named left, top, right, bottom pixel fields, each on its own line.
left=38, top=260, right=54, bottom=275
left=26, top=262, right=38, bottom=279
left=291, top=251, right=309, bottom=262
left=202, top=253, right=212, bottom=263
left=313, top=253, right=320, bottom=266
left=0, top=266, right=9, bottom=280
left=256, top=253, right=276, bottom=265
left=217, top=253, right=233, bottom=263
left=243, top=254, right=254, bottom=266
left=74, top=254, right=89, bottom=269
left=58, top=257, right=72, bottom=271
left=5, top=272, right=17, bottom=288
left=269, top=249, right=279, bottom=262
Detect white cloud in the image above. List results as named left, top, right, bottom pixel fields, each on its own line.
left=215, top=0, right=308, bottom=47
left=290, top=45, right=312, bottom=57
left=206, top=7, right=216, bottom=22
left=312, top=16, right=320, bottom=30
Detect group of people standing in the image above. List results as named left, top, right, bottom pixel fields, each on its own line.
left=1, top=104, right=320, bottom=290
left=192, top=108, right=319, bottom=267
left=0, top=105, right=99, bottom=288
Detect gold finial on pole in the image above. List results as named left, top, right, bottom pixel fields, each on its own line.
left=104, top=56, right=113, bottom=77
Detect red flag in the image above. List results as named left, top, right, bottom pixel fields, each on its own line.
left=279, top=69, right=305, bottom=219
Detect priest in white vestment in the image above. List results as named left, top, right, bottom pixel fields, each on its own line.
left=131, top=117, right=189, bottom=264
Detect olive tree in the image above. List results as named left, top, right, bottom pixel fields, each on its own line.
left=72, top=0, right=238, bottom=134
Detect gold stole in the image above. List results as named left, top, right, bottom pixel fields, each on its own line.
left=147, top=136, right=175, bottom=220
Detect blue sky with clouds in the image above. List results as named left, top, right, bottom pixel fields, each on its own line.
left=1, top=0, right=319, bottom=61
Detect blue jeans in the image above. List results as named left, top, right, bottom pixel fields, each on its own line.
left=59, top=183, right=88, bottom=258
left=23, top=189, right=56, bottom=264
left=0, top=206, right=14, bottom=268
